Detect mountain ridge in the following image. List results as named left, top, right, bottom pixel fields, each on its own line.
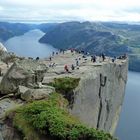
left=39, top=21, right=140, bottom=71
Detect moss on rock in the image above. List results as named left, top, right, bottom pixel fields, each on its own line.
left=48, top=77, right=80, bottom=93
left=48, top=77, right=80, bottom=107
left=11, top=93, right=117, bottom=140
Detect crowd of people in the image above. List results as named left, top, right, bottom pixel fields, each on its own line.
left=46, top=48, right=127, bottom=73
left=0, top=48, right=128, bottom=79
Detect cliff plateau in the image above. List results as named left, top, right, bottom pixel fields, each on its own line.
left=0, top=51, right=128, bottom=140
left=71, top=58, right=127, bottom=134
left=42, top=51, right=128, bottom=134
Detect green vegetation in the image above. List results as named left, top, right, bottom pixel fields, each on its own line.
left=48, top=77, right=80, bottom=94
left=48, top=77, right=80, bottom=107
left=11, top=93, right=116, bottom=140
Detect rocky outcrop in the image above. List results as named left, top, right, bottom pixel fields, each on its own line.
left=38, top=51, right=128, bottom=134
left=70, top=59, right=128, bottom=134
left=0, top=59, right=48, bottom=94
left=39, top=22, right=129, bottom=57
left=0, top=98, right=20, bottom=119
left=0, top=51, right=128, bottom=139
left=0, top=121, right=22, bottom=140
left=21, top=86, right=55, bottom=101
left=0, top=98, right=23, bottom=140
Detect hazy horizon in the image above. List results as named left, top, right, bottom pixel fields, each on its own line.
left=0, top=0, right=140, bottom=22
left=1, top=20, right=140, bottom=25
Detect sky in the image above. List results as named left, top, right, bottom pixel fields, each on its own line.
left=0, top=0, right=140, bottom=22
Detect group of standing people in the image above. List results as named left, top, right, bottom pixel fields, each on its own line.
left=91, top=53, right=106, bottom=63
left=63, top=50, right=107, bottom=73
left=48, top=48, right=127, bottom=73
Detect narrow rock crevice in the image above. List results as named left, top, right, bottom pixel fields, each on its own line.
left=96, top=83, right=102, bottom=129
left=97, top=74, right=107, bottom=129
left=104, top=99, right=110, bottom=128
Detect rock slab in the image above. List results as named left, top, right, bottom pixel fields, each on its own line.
left=0, top=59, right=48, bottom=94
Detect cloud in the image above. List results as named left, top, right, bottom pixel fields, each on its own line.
left=0, top=0, right=140, bottom=22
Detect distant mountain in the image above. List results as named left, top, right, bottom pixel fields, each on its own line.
left=0, top=22, right=57, bottom=42
left=39, top=21, right=140, bottom=72
left=39, top=22, right=129, bottom=56
left=37, top=23, right=58, bottom=33
left=102, top=22, right=140, bottom=72
left=1, top=21, right=140, bottom=72
left=0, top=22, right=35, bottom=42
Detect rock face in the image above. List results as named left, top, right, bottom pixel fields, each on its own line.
left=0, top=98, right=22, bottom=140
left=0, top=59, right=48, bottom=94
left=0, top=51, right=128, bottom=139
left=39, top=22, right=129, bottom=57
left=0, top=98, right=19, bottom=119
left=21, top=87, right=55, bottom=101
left=70, top=60, right=128, bottom=134
left=40, top=51, right=128, bottom=134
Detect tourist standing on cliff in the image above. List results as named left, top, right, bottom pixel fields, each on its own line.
left=101, top=53, right=106, bottom=61
left=93, top=55, right=96, bottom=62
left=75, top=59, right=79, bottom=66
left=71, top=64, right=75, bottom=70
left=91, top=55, right=96, bottom=62
left=49, top=56, right=52, bottom=61
left=91, top=55, right=93, bottom=62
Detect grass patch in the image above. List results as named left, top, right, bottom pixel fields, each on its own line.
left=48, top=77, right=80, bottom=108
left=48, top=77, right=80, bottom=94
left=11, top=93, right=117, bottom=140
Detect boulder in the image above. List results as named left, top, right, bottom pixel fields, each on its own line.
left=16, top=86, right=29, bottom=96
left=0, top=59, right=48, bottom=94
left=0, top=123, right=21, bottom=140
left=0, top=98, right=20, bottom=119
left=21, top=87, right=55, bottom=101
left=0, top=98, right=22, bottom=140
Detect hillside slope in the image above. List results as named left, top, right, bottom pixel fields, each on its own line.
left=39, top=21, right=140, bottom=71
left=39, top=22, right=129, bottom=56
left=0, top=22, right=35, bottom=42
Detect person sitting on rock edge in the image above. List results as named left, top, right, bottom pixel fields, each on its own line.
left=112, top=56, right=116, bottom=62
left=36, top=57, right=39, bottom=60
left=76, top=59, right=79, bottom=66
left=64, top=65, right=69, bottom=73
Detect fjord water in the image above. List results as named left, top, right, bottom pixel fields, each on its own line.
left=116, top=71, right=140, bottom=140
left=4, top=29, right=57, bottom=58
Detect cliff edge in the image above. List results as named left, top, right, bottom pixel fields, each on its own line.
left=71, top=57, right=128, bottom=134
left=0, top=50, right=128, bottom=140
left=42, top=51, right=128, bottom=134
